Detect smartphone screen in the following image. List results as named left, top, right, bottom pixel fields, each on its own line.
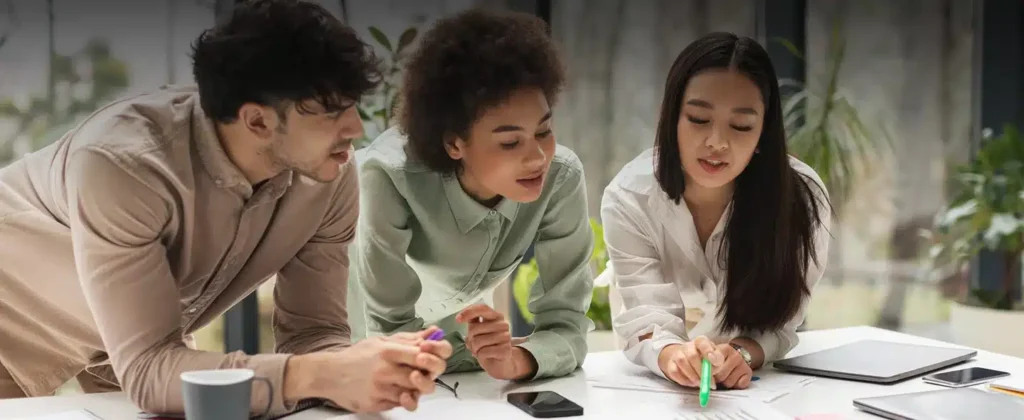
left=507, top=391, right=583, bottom=418
left=925, top=367, right=1009, bottom=386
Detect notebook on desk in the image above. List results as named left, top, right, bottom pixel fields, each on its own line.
left=771, top=340, right=976, bottom=384
left=853, top=387, right=1024, bottom=420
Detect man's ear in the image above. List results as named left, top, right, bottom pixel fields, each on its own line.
left=239, top=103, right=282, bottom=139
left=444, top=133, right=465, bottom=160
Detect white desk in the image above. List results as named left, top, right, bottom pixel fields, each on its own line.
left=4, top=326, right=1024, bottom=419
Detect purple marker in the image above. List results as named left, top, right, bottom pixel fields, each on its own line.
left=426, top=329, right=445, bottom=341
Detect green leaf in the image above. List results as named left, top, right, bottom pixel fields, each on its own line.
left=387, top=91, right=399, bottom=118
left=511, top=218, right=614, bottom=329
left=357, top=106, right=372, bottom=122
left=368, top=26, right=393, bottom=52
left=773, top=37, right=805, bottom=61
left=396, top=27, right=417, bottom=54
left=511, top=259, right=539, bottom=324
left=0, top=98, right=22, bottom=117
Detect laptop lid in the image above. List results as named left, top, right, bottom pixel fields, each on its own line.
left=772, top=340, right=976, bottom=383
left=853, top=387, right=1024, bottom=420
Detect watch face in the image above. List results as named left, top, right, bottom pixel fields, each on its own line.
left=731, top=344, right=752, bottom=364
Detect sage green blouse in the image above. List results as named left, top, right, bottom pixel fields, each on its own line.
left=347, top=127, right=594, bottom=378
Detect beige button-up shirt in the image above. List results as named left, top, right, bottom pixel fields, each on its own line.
left=0, top=85, right=357, bottom=416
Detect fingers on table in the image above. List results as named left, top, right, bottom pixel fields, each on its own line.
left=665, top=359, right=696, bottom=387
left=722, top=368, right=751, bottom=389
left=673, top=351, right=701, bottom=387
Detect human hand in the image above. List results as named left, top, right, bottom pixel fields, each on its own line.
left=656, top=335, right=722, bottom=388
left=456, top=304, right=536, bottom=380
left=710, top=343, right=753, bottom=389
left=382, top=325, right=454, bottom=376
left=290, top=336, right=444, bottom=413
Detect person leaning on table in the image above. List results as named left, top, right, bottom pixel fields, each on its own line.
left=0, top=0, right=450, bottom=416
left=347, top=8, right=595, bottom=382
left=599, top=32, right=833, bottom=390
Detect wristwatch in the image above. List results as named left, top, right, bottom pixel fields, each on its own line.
left=730, top=343, right=753, bottom=367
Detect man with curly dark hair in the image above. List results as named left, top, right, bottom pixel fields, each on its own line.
left=349, top=8, right=594, bottom=382
left=0, top=0, right=449, bottom=416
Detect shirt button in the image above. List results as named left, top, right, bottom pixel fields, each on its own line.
left=186, top=307, right=198, bottom=314
left=489, top=210, right=496, bottom=215
left=215, top=179, right=224, bottom=186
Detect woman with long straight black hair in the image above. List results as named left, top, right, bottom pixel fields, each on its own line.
left=600, top=32, right=832, bottom=390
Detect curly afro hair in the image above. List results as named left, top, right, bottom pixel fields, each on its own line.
left=399, top=8, right=566, bottom=174
left=191, top=0, right=381, bottom=123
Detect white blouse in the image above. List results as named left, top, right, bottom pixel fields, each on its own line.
left=599, top=148, right=832, bottom=378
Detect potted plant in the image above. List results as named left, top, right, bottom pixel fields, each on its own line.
left=512, top=219, right=616, bottom=351
left=926, top=123, right=1024, bottom=356
left=354, top=25, right=418, bottom=148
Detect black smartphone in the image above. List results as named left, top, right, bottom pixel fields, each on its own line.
left=507, top=391, right=584, bottom=418
left=922, top=367, right=1010, bottom=388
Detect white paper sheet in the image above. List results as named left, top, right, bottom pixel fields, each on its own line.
left=329, top=394, right=533, bottom=420
left=587, top=367, right=816, bottom=403
left=674, top=398, right=792, bottom=420
left=12, top=410, right=103, bottom=420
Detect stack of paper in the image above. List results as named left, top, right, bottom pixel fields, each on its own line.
left=674, top=398, right=792, bottom=420
left=587, top=368, right=816, bottom=403
left=329, top=393, right=531, bottom=420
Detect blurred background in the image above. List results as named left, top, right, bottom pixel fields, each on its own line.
left=1, top=0, right=1021, bottom=394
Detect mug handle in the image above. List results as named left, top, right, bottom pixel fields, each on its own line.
left=254, top=377, right=274, bottom=420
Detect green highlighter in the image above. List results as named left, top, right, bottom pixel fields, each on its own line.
left=699, top=358, right=712, bottom=407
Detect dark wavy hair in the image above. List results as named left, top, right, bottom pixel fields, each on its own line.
left=398, top=8, right=565, bottom=174
left=654, top=32, right=832, bottom=335
left=191, top=0, right=381, bottom=123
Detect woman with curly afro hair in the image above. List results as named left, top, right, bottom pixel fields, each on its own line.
left=347, top=8, right=594, bottom=382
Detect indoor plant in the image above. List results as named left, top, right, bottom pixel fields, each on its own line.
left=354, top=25, right=417, bottom=148
left=777, top=24, right=894, bottom=212
left=512, top=219, right=615, bottom=349
left=926, top=123, right=1024, bottom=356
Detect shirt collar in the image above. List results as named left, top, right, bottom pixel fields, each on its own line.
left=442, top=174, right=518, bottom=233
left=191, top=96, right=292, bottom=201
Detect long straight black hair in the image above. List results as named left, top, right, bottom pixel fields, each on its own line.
left=654, top=32, right=832, bottom=335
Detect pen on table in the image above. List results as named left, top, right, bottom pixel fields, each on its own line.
left=699, top=358, right=712, bottom=407
left=425, top=328, right=460, bottom=398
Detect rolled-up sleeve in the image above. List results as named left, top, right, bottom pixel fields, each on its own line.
left=601, top=185, right=687, bottom=379
left=354, top=161, right=425, bottom=336
left=67, top=148, right=292, bottom=417
left=516, top=162, right=594, bottom=379
left=274, top=159, right=359, bottom=355
left=743, top=176, right=832, bottom=362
